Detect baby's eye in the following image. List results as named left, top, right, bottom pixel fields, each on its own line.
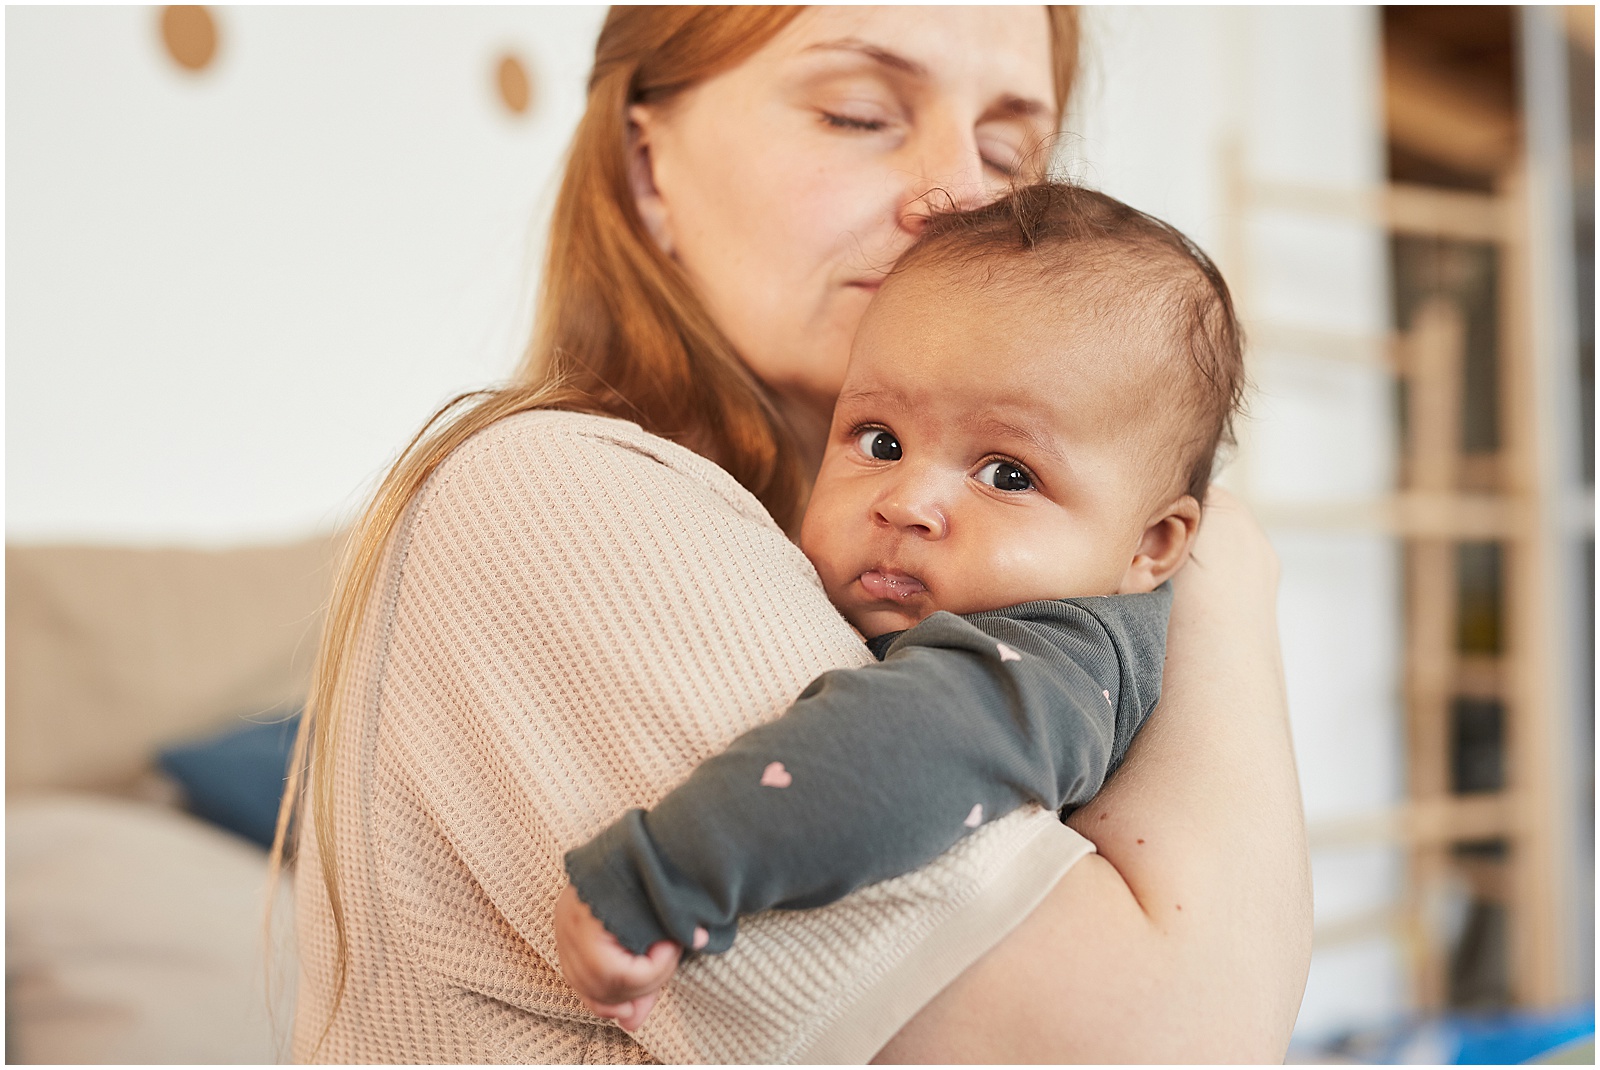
left=855, top=428, right=902, bottom=461
left=976, top=460, right=1032, bottom=492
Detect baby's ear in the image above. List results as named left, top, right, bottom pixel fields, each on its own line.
left=1118, top=495, right=1202, bottom=594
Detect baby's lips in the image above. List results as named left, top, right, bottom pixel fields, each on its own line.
left=858, top=569, right=928, bottom=601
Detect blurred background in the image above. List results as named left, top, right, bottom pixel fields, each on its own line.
left=6, top=6, right=1593, bottom=1064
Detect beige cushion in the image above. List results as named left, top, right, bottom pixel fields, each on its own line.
left=5, top=794, right=296, bottom=1064
left=5, top=534, right=343, bottom=793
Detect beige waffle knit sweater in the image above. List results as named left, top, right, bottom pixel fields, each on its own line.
left=292, top=409, right=1094, bottom=1064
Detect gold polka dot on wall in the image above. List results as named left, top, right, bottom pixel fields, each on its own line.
left=495, top=52, right=534, bottom=117
left=160, top=5, right=218, bottom=72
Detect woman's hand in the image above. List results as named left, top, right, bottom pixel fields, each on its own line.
left=553, top=884, right=682, bottom=1032
left=1175, top=484, right=1281, bottom=614
left=875, top=487, right=1311, bottom=1062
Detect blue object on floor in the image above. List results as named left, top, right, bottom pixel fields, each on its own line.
left=1294, top=1005, right=1594, bottom=1064
left=157, top=710, right=301, bottom=849
left=1449, top=1005, right=1595, bottom=1065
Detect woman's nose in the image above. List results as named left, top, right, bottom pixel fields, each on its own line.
left=897, top=124, right=991, bottom=236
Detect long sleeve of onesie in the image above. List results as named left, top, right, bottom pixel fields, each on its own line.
left=564, top=584, right=1171, bottom=956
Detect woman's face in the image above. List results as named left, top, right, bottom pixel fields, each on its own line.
left=631, top=6, right=1058, bottom=420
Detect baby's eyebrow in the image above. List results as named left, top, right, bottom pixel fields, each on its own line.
left=962, top=412, right=1065, bottom=463
left=836, top=386, right=907, bottom=411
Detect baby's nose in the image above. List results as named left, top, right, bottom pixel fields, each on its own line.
left=873, top=493, right=948, bottom=540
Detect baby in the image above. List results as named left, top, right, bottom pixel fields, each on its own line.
left=554, top=182, right=1245, bottom=1028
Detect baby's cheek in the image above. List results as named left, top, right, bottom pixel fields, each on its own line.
left=796, top=507, right=829, bottom=568
left=966, top=535, right=1096, bottom=607
left=923, top=562, right=985, bottom=611
left=798, top=525, right=849, bottom=604
left=798, top=478, right=859, bottom=578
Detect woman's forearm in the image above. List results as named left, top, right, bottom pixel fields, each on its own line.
left=1066, top=487, right=1312, bottom=1055
left=875, top=490, right=1313, bottom=1063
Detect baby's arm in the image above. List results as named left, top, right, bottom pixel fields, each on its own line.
left=562, top=586, right=1171, bottom=969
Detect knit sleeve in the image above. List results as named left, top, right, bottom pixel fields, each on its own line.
left=370, top=411, right=1094, bottom=1064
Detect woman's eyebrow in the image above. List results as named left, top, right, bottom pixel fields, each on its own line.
left=803, top=39, right=1054, bottom=122
left=983, top=95, right=1054, bottom=124
left=802, top=39, right=929, bottom=80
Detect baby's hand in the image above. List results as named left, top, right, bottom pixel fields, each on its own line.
left=553, top=884, right=682, bottom=1032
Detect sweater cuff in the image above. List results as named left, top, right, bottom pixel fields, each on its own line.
left=565, top=813, right=674, bottom=955
left=564, top=810, right=735, bottom=956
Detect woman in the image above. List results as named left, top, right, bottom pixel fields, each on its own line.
left=280, top=7, right=1312, bottom=1063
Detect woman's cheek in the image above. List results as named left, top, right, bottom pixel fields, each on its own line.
left=782, top=139, right=906, bottom=271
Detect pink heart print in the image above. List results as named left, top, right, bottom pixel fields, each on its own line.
left=964, top=803, right=984, bottom=828
left=692, top=926, right=709, bottom=950
left=760, top=761, right=792, bottom=788
left=1103, top=689, right=1112, bottom=705
left=996, top=642, right=1022, bottom=662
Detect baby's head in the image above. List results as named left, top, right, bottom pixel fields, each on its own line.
left=799, top=182, right=1246, bottom=638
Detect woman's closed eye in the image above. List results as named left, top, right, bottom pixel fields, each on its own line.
left=975, top=459, right=1033, bottom=492
left=855, top=427, right=902, bottom=461
left=821, top=110, right=890, bottom=133
left=977, top=135, right=1024, bottom=178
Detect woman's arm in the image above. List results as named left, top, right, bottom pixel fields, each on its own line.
left=873, top=488, right=1313, bottom=1063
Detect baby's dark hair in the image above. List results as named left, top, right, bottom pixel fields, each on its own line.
left=896, top=182, right=1247, bottom=504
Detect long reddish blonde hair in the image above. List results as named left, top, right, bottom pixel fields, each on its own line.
left=274, top=5, right=1081, bottom=1048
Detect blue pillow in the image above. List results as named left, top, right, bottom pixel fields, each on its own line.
left=157, top=711, right=301, bottom=849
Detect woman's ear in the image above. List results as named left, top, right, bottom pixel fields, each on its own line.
left=627, top=104, right=673, bottom=256
left=1118, top=494, right=1202, bottom=594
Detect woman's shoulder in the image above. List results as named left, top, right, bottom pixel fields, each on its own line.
left=424, top=408, right=778, bottom=533
left=392, top=407, right=814, bottom=601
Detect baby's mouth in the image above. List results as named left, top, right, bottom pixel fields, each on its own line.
left=858, top=569, right=928, bottom=602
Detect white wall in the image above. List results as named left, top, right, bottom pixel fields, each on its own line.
left=6, top=6, right=606, bottom=545
left=7, top=4, right=1409, bottom=1043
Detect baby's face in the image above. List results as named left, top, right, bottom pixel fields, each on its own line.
left=799, top=266, right=1181, bottom=638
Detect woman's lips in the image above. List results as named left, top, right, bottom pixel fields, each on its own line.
left=858, top=569, right=927, bottom=601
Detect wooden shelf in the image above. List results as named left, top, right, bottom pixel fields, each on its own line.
left=1308, top=793, right=1518, bottom=850
left=1247, top=323, right=1397, bottom=369
left=1229, top=118, right=1580, bottom=1006
left=1314, top=907, right=1407, bottom=950
left=1254, top=491, right=1525, bottom=539
left=1455, top=654, right=1506, bottom=701
left=1244, top=179, right=1509, bottom=243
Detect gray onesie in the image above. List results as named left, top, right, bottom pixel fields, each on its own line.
left=563, top=583, right=1171, bottom=956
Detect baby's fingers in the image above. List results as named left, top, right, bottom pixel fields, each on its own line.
left=602, top=940, right=679, bottom=997
left=553, top=886, right=685, bottom=1018
left=582, top=996, right=636, bottom=1022
left=581, top=941, right=679, bottom=1029
left=578, top=989, right=659, bottom=1034
left=614, top=990, right=661, bottom=1033
left=635, top=938, right=682, bottom=984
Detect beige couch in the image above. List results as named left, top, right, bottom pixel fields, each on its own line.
left=6, top=534, right=343, bottom=1063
